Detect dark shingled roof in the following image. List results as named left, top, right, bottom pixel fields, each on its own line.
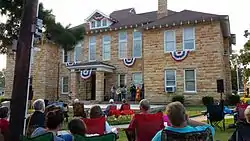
left=72, top=8, right=228, bottom=32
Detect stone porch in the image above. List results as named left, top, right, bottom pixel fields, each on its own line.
left=67, top=61, right=116, bottom=102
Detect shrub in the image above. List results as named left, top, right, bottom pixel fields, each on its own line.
left=228, top=95, right=240, bottom=106
left=202, top=96, right=214, bottom=106
left=172, top=95, right=185, bottom=104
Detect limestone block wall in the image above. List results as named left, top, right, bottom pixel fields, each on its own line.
left=5, top=43, right=61, bottom=100
left=83, top=29, right=144, bottom=90
left=143, top=22, right=231, bottom=103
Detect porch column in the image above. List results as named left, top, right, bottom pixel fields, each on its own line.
left=70, top=70, right=77, bottom=100
left=96, top=71, right=104, bottom=101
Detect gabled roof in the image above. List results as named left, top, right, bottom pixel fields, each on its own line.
left=145, top=10, right=227, bottom=28
left=71, top=8, right=229, bottom=36
left=85, top=10, right=110, bottom=22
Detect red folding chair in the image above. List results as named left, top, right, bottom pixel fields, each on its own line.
left=82, top=117, right=106, bottom=135
left=120, top=104, right=134, bottom=115
left=109, top=105, right=121, bottom=117
left=236, top=103, right=248, bottom=121
left=125, top=112, right=164, bottom=141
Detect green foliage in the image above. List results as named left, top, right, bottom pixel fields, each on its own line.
left=239, top=40, right=250, bottom=81
left=227, top=95, right=240, bottom=106
left=0, top=70, right=4, bottom=88
left=0, top=1, right=84, bottom=53
left=202, top=96, right=214, bottom=106
left=171, top=95, right=185, bottom=104
left=107, top=115, right=132, bottom=125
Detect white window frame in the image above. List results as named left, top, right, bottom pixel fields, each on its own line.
left=118, top=32, right=127, bottom=59
left=89, top=36, right=96, bottom=61
left=184, top=69, right=197, bottom=93
left=183, top=27, right=195, bottom=51
left=102, top=35, right=111, bottom=61
left=61, top=76, right=69, bottom=94
left=132, top=72, right=143, bottom=86
left=117, top=74, right=127, bottom=87
left=90, top=19, right=109, bottom=29
left=74, top=42, right=83, bottom=62
left=164, top=30, right=176, bottom=53
left=62, top=49, right=69, bottom=63
left=133, top=31, right=142, bottom=58
left=164, top=70, right=176, bottom=91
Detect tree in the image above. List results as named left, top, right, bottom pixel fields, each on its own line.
left=239, top=39, right=250, bottom=81
left=0, top=0, right=83, bottom=53
left=0, top=69, right=4, bottom=88
left=230, top=53, right=239, bottom=91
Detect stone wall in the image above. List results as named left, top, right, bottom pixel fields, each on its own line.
left=5, top=43, right=60, bottom=100
left=143, top=22, right=231, bottom=103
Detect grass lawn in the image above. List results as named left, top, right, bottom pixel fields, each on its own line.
left=58, top=105, right=234, bottom=141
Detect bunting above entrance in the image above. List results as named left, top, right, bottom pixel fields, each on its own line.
left=170, top=51, right=189, bottom=62
left=66, top=62, right=77, bottom=67
left=123, top=58, right=136, bottom=67
left=80, top=69, right=92, bottom=79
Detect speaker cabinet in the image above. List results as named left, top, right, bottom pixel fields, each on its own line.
left=217, top=79, right=224, bottom=93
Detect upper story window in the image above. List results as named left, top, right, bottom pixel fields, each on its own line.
left=63, top=49, right=69, bottom=63
left=91, top=21, right=95, bottom=28
left=89, top=36, right=96, bottom=61
left=102, top=19, right=107, bottom=26
left=119, top=32, right=127, bottom=59
left=74, top=42, right=82, bottom=62
left=133, top=31, right=142, bottom=58
left=102, top=35, right=111, bottom=61
left=184, top=69, right=196, bottom=93
left=96, top=20, right=101, bottom=27
left=164, top=30, right=176, bottom=52
left=183, top=27, right=195, bottom=50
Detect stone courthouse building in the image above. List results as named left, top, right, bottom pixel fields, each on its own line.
left=5, top=0, right=235, bottom=103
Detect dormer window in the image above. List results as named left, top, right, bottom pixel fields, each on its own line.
left=85, top=10, right=113, bottom=30
left=102, top=19, right=107, bottom=26
left=91, top=21, right=95, bottom=28
left=97, top=20, right=101, bottom=27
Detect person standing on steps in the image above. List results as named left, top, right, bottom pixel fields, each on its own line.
left=116, top=86, right=122, bottom=102
left=130, top=83, right=136, bottom=101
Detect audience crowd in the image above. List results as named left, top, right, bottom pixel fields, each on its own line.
left=1, top=97, right=250, bottom=141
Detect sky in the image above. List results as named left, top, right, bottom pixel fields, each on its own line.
left=0, top=0, right=250, bottom=70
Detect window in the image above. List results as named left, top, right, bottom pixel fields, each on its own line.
left=102, top=19, right=107, bottom=26
left=183, top=27, right=195, bottom=50
left=97, top=20, right=101, bottom=27
left=91, top=21, right=95, bottom=28
left=74, top=42, right=82, bottom=62
left=102, top=35, right=111, bottom=60
left=164, top=31, right=176, bottom=52
left=119, top=32, right=127, bottom=59
left=184, top=69, right=196, bottom=92
left=118, top=74, right=126, bottom=87
left=133, top=32, right=142, bottom=58
left=89, top=36, right=96, bottom=61
left=63, top=49, right=69, bottom=63
left=61, top=76, right=69, bottom=94
left=165, top=70, right=176, bottom=88
left=133, top=73, right=143, bottom=86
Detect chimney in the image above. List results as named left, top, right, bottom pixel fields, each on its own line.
left=157, top=0, right=168, bottom=19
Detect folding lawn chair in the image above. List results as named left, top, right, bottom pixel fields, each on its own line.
left=161, top=127, right=213, bottom=141
left=22, top=132, right=54, bottom=141
left=206, top=103, right=225, bottom=131
left=73, top=133, right=116, bottom=141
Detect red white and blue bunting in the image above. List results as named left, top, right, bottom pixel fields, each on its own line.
left=65, top=62, right=77, bottom=67
left=123, top=58, right=136, bottom=67
left=170, top=51, right=189, bottom=61
left=93, top=16, right=104, bottom=21
left=80, top=69, right=92, bottom=79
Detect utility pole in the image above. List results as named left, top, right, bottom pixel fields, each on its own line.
left=9, top=0, right=38, bottom=140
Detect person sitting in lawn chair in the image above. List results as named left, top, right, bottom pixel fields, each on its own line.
left=229, top=106, right=250, bottom=141
left=152, top=101, right=215, bottom=141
